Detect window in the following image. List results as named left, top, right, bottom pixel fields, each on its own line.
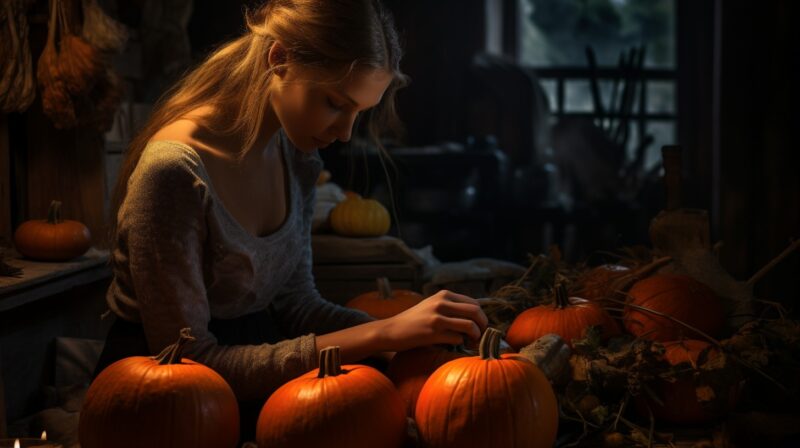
left=518, top=0, right=676, bottom=170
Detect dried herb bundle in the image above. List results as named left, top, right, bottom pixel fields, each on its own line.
left=36, top=0, right=122, bottom=131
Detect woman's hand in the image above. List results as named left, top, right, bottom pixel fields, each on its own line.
left=377, top=289, right=489, bottom=352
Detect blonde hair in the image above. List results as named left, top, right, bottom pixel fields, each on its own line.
left=108, top=0, right=408, bottom=246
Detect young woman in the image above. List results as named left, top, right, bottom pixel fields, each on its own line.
left=95, top=0, right=488, bottom=439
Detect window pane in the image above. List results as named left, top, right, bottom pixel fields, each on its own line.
left=519, top=0, right=676, bottom=68
left=646, top=81, right=676, bottom=114
left=564, top=80, right=593, bottom=112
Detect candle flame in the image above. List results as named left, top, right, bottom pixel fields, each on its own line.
left=41, top=431, right=47, bottom=440
left=14, top=439, right=19, bottom=448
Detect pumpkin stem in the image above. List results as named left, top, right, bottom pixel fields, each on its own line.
left=554, top=283, right=570, bottom=309
left=377, top=277, right=392, bottom=300
left=479, top=328, right=503, bottom=360
left=46, top=200, right=62, bottom=224
left=317, top=346, right=343, bottom=377
left=154, top=327, right=196, bottom=365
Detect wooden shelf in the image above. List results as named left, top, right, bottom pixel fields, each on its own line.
left=0, top=248, right=111, bottom=313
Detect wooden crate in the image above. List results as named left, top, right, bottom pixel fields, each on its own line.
left=311, top=235, right=424, bottom=305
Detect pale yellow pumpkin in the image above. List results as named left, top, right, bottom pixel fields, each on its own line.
left=330, top=195, right=391, bottom=237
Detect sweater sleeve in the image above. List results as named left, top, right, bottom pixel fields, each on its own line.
left=270, top=155, right=375, bottom=337
left=118, top=144, right=319, bottom=402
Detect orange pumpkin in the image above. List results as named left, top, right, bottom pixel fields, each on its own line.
left=505, top=284, right=620, bottom=350
left=415, top=328, right=559, bottom=448
left=624, top=274, right=725, bottom=341
left=79, top=328, right=240, bottom=448
left=345, top=277, right=424, bottom=319
left=256, top=346, right=407, bottom=448
left=636, top=339, right=740, bottom=424
left=386, top=345, right=467, bottom=416
left=14, top=200, right=91, bottom=261
left=329, top=194, right=391, bottom=237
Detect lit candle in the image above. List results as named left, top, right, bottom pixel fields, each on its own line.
left=0, top=438, right=62, bottom=448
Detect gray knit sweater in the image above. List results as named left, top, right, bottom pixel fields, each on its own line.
left=106, top=130, right=373, bottom=401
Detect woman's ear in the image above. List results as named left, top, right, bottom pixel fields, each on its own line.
left=268, top=41, right=288, bottom=77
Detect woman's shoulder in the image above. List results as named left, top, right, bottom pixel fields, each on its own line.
left=136, top=139, right=204, bottom=183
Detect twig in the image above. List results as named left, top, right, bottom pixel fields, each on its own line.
left=647, top=403, right=655, bottom=448
left=747, top=238, right=800, bottom=287
left=607, top=296, right=723, bottom=346
left=611, top=393, right=629, bottom=432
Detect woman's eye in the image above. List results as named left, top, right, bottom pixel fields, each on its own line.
left=326, top=97, right=344, bottom=111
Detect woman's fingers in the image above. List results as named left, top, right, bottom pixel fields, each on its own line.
left=437, top=289, right=481, bottom=307
left=435, top=300, right=489, bottom=332
left=435, top=316, right=482, bottom=341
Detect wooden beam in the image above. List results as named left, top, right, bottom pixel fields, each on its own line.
left=0, top=114, right=10, bottom=247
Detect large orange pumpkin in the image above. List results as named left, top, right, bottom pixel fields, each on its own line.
left=79, top=328, right=240, bottom=448
left=415, top=328, right=559, bottom=448
left=345, top=277, right=424, bottom=319
left=256, top=346, right=407, bottom=448
left=635, top=339, right=741, bottom=424
left=505, top=284, right=620, bottom=350
left=624, top=274, right=725, bottom=341
left=14, top=200, right=92, bottom=261
left=385, top=345, right=467, bottom=416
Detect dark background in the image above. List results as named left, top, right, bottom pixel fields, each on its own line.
left=3, top=0, right=799, bottom=303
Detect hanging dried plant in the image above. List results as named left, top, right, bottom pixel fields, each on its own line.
left=42, top=79, right=77, bottom=128
left=1, top=0, right=35, bottom=113
left=37, top=0, right=77, bottom=128
left=81, top=0, right=128, bottom=53
left=56, top=0, right=103, bottom=96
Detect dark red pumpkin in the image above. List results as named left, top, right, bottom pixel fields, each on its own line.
left=79, top=329, right=240, bottom=448
left=386, top=345, right=468, bottom=416
left=256, top=346, right=407, bottom=448
left=505, top=284, right=621, bottom=350
left=14, top=200, right=91, bottom=261
left=415, top=328, right=559, bottom=448
left=345, top=277, right=424, bottom=319
left=624, top=274, right=725, bottom=341
left=636, top=339, right=740, bottom=424
left=578, top=264, right=631, bottom=305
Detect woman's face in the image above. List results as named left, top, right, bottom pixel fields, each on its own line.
left=269, top=64, right=393, bottom=153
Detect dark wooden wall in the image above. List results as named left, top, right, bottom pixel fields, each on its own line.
left=679, top=0, right=800, bottom=304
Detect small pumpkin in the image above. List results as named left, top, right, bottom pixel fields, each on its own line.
left=624, top=274, right=725, bottom=341
left=635, top=339, right=740, bottom=424
left=346, top=277, right=424, bottom=319
left=505, top=284, right=621, bottom=350
left=415, top=328, right=559, bottom=448
left=14, top=200, right=92, bottom=261
left=386, top=345, right=468, bottom=416
left=79, top=328, right=240, bottom=448
left=329, top=194, right=391, bottom=237
left=256, top=346, right=407, bottom=448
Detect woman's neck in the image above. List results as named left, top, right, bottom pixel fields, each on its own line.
left=183, top=103, right=282, bottom=163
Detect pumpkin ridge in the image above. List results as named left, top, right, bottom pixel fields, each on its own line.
left=498, top=359, right=515, bottom=446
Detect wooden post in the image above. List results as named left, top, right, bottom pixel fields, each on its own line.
left=0, top=348, right=6, bottom=438
left=0, top=114, right=11, bottom=247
